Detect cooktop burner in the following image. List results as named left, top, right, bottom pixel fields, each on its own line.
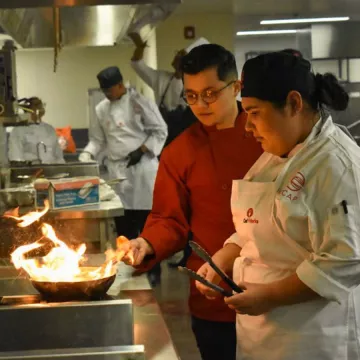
left=0, top=294, right=115, bottom=306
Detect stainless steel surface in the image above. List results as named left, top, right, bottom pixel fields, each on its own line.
left=10, top=163, right=100, bottom=184
left=0, top=295, right=134, bottom=352
left=47, top=198, right=124, bottom=219
left=0, top=262, right=180, bottom=360
left=1, top=0, right=180, bottom=6
left=0, top=346, right=146, bottom=359
left=44, top=202, right=121, bottom=251
left=0, top=2, right=181, bottom=49
left=36, top=141, right=47, bottom=164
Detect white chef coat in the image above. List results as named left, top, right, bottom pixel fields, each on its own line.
left=226, top=115, right=360, bottom=360
left=84, top=88, right=167, bottom=210
left=8, top=122, right=65, bottom=164
left=131, top=60, right=186, bottom=111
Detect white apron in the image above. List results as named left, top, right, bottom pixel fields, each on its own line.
left=107, top=155, right=158, bottom=210
left=231, top=119, right=360, bottom=360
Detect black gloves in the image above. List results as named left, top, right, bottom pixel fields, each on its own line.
left=127, top=147, right=144, bottom=168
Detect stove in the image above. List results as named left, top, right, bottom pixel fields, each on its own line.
left=0, top=294, right=133, bottom=353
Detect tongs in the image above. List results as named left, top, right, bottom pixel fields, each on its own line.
left=178, top=266, right=233, bottom=297
left=189, top=241, right=243, bottom=294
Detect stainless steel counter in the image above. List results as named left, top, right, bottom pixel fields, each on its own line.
left=46, top=198, right=124, bottom=220
left=0, top=261, right=180, bottom=360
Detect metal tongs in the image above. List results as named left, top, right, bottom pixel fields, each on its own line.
left=178, top=241, right=243, bottom=297
left=178, top=266, right=233, bottom=297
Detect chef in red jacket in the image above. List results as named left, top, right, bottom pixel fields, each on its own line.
left=122, top=44, right=263, bottom=360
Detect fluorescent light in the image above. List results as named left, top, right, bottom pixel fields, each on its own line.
left=237, top=30, right=297, bottom=36
left=261, top=17, right=349, bottom=25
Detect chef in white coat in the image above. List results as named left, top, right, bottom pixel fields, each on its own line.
left=196, top=52, right=360, bottom=359
left=8, top=97, right=65, bottom=164
left=79, top=66, right=167, bottom=284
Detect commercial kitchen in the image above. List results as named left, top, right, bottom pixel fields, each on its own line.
left=1, top=0, right=360, bottom=359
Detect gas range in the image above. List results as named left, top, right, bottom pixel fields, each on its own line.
left=0, top=294, right=133, bottom=354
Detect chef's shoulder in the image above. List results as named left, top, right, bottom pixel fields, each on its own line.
left=95, top=98, right=111, bottom=117
left=40, top=122, right=57, bottom=135
left=127, top=87, right=158, bottom=112
left=304, top=140, right=360, bottom=207
left=161, top=121, right=207, bottom=167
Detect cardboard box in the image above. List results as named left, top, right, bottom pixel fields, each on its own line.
left=34, top=176, right=100, bottom=209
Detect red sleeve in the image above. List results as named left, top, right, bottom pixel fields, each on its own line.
left=138, top=145, right=191, bottom=269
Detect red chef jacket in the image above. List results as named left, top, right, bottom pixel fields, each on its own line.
left=140, top=103, right=263, bottom=322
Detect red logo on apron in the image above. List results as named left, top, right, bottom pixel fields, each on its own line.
left=287, top=172, right=305, bottom=192
left=243, top=208, right=259, bottom=224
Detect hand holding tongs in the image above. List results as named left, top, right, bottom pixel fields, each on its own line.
left=178, top=266, right=233, bottom=297
left=189, top=241, right=243, bottom=294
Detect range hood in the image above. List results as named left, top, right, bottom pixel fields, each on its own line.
left=311, top=22, right=360, bottom=59
left=296, top=21, right=360, bottom=60
left=0, top=0, right=181, bottom=48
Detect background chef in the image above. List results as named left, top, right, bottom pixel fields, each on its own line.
left=8, top=97, right=65, bottom=165
left=197, top=52, right=360, bottom=360
left=79, top=66, right=167, bottom=285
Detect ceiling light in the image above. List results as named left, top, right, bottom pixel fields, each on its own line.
left=260, top=17, right=350, bottom=25
left=237, top=30, right=297, bottom=36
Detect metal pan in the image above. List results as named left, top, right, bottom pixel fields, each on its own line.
left=30, top=269, right=116, bottom=301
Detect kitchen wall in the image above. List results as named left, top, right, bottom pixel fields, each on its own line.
left=15, top=45, right=137, bottom=129
left=156, top=12, right=234, bottom=72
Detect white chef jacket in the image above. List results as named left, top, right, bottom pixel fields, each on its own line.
left=131, top=60, right=185, bottom=111
left=226, top=115, right=360, bottom=359
left=8, top=122, right=65, bottom=164
left=84, top=88, right=167, bottom=210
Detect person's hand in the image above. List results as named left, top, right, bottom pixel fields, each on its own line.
left=225, top=282, right=276, bottom=316
left=121, top=237, right=154, bottom=266
left=128, top=32, right=147, bottom=49
left=196, top=262, right=223, bottom=300
left=79, top=152, right=94, bottom=163
left=127, top=147, right=144, bottom=168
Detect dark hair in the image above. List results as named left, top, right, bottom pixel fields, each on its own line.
left=241, top=52, right=349, bottom=112
left=180, top=44, right=238, bottom=81
left=281, top=48, right=303, bottom=58
left=18, top=97, right=42, bottom=110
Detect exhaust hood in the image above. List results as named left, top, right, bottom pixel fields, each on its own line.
left=0, top=1, right=181, bottom=48
left=311, top=22, right=360, bottom=59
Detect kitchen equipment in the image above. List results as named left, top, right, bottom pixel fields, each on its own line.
left=0, top=294, right=134, bottom=353
left=189, top=241, right=243, bottom=294
left=30, top=270, right=116, bottom=301
left=178, top=266, right=232, bottom=297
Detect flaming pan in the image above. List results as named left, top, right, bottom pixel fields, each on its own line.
left=30, top=267, right=116, bottom=301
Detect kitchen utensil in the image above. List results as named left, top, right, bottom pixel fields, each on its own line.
left=189, top=241, right=243, bottom=293
left=178, top=266, right=232, bottom=297
left=30, top=267, right=116, bottom=300
left=104, top=178, right=127, bottom=186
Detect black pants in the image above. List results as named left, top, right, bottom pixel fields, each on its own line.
left=114, top=210, right=161, bottom=276
left=191, top=316, right=236, bottom=360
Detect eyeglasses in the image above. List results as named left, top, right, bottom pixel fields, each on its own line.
left=183, top=81, right=236, bottom=105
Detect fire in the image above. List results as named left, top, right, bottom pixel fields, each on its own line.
left=6, top=201, right=134, bottom=283
left=4, top=200, right=50, bottom=227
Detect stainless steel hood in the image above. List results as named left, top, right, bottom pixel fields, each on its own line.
left=0, top=1, right=181, bottom=49
left=311, top=22, right=360, bottom=59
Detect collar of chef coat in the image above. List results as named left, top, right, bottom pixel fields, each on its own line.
left=202, top=101, right=246, bottom=135
left=286, top=116, right=331, bottom=159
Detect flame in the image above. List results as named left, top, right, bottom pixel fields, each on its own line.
left=7, top=202, right=134, bottom=283
left=4, top=200, right=50, bottom=227
left=4, top=207, right=19, bottom=217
